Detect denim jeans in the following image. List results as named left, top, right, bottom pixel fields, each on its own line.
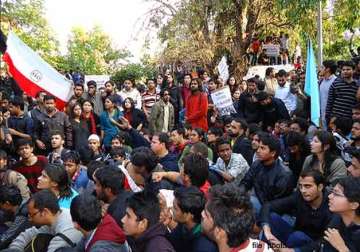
left=269, top=212, right=313, bottom=250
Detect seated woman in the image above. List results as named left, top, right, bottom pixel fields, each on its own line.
left=178, top=128, right=213, bottom=166
left=37, top=163, right=78, bottom=209
left=302, top=130, right=347, bottom=188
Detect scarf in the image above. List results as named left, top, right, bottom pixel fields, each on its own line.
left=82, top=112, right=97, bottom=134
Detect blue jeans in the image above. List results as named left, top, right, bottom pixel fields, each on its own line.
left=269, top=213, right=313, bottom=249
left=250, top=195, right=262, bottom=219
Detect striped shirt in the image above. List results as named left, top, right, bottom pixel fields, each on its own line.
left=142, top=91, right=160, bottom=115
left=325, top=77, right=359, bottom=123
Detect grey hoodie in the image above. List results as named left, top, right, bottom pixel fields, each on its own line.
left=7, top=209, right=83, bottom=252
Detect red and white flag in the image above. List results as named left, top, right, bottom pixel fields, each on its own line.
left=3, top=31, right=73, bottom=109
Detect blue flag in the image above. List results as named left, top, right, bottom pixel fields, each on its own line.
left=304, top=40, right=320, bottom=127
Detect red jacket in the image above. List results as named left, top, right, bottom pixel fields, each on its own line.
left=86, top=214, right=126, bottom=252
left=186, top=92, right=208, bottom=131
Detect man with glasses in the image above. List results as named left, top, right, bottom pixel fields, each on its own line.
left=304, top=176, right=360, bottom=252
left=6, top=190, right=82, bottom=252
left=82, top=80, right=104, bottom=116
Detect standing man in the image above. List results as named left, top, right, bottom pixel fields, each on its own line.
left=118, top=79, right=142, bottom=109
left=319, top=60, right=337, bottom=129
left=149, top=89, right=175, bottom=134
left=264, top=67, right=278, bottom=96
left=71, top=82, right=85, bottom=104
left=8, top=96, right=33, bottom=148
left=82, top=80, right=104, bottom=116
left=142, top=79, right=159, bottom=118
left=33, top=95, right=72, bottom=153
left=104, top=81, right=123, bottom=107
left=185, top=78, right=208, bottom=131
left=326, top=61, right=359, bottom=126
left=275, top=69, right=297, bottom=115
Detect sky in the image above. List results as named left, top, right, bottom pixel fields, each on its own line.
left=44, top=0, right=157, bottom=62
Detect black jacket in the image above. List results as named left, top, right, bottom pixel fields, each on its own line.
left=167, top=224, right=218, bottom=252
left=260, top=191, right=332, bottom=241
left=240, top=159, right=294, bottom=204
left=125, top=108, right=148, bottom=129
left=301, top=214, right=360, bottom=252
left=236, top=92, right=262, bottom=123
left=260, top=98, right=290, bottom=130
left=232, top=135, right=254, bottom=166
left=132, top=223, right=175, bottom=252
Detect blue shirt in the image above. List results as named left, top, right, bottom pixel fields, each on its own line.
left=99, top=108, right=123, bottom=147
left=58, top=188, right=78, bottom=209
left=72, top=167, right=89, bottom=193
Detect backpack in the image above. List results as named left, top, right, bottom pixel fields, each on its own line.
left=24, top=233, right=76, bottom=252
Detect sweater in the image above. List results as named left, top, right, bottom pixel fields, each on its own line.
left=185, top=92, right=208, bottom=131
left=7, top=209, right=83, bottom=252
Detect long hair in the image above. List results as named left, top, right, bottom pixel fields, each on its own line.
left=309, top=130, right=339, bottom=180
left=45, top=163, right=72, bottom=199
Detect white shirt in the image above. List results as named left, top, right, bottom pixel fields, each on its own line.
left=162, top=103, right=170, bottom=132
left=275, top=83, right=297, bottom=114
left=118, top=88, right=142, bottom=109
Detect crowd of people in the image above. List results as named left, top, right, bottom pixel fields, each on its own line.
left=0, top=54, right=359, bottom=252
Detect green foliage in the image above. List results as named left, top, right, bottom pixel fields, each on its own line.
left=63, top=25, right=131, bottom=75
left=0, top=0, right=60, bottom=66
left=111, top=63, right=157, bottom=86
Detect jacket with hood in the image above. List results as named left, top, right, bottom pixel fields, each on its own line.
left=133, top=223, right=175, bottom=252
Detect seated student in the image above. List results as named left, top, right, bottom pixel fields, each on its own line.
left=152, top=153, right=211, bottom=196
left=37, top=163, right=78, bottom=209
left=63, top=151, right=89, bottom=193
left=260, top=169, right=333, bottom=250
left=88, top=134, right=108, bottom=161
left=93, top=166, right=132, bottom=226
left=286, top=131, right=311, bottom=182
left=6, top=190, right=82, bottom=252
left=110, top=133, right=132, bottom=157
left=68, top=194, right=129, bottom=252
left=107, top=147, right=127, bottom=166
left=210, top=137, right=249, bottom=184
left=302, top=130, right=347, bottom=188
left=12, top=139, right=48, bottom=193
left=347, top=148, right=360, bottom=178
left=178, top=128, right=213, bottom=166
left=127, top=146, right=169, bottom=193
left=47, top=131, right=70, bottom=164
left=0, top=186, right=31, bottom=249
left=164, top=187, right=218, bottom=252
left=151, top=133, right=179, bottom=172
left=201, top=183, right=272, bottom=251
left=0, top=150, right=30, bottom=200
left=169, top=128, right=188, bottom=157
left=121, top=190, right=176, bottom=252
left=239, top=133, right=294, bottom=216
left=300, top=177, right=360, bottom=252
left=207, top=127, right=223, bottom=163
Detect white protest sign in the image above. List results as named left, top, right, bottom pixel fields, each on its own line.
left=211, top=86, right=236, bottom=116
left=262, top=43, right=280, bottom=57
left=217, top=56, right=229, bottom=83
left=243, top=64, right=294, bottom=80
left=84, top=75, right=110, bottom=89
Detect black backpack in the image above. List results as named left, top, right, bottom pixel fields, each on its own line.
left=24, top=233, right=76, bottom=252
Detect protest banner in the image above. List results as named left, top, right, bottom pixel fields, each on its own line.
left=217, top=56, right=229, bottom=82
left=84, top=75, right=111, bottom=89
left=210, top=86, right=236, bottom=116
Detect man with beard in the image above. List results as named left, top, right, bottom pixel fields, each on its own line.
left=104, top=80, right=123, bottom=106
left=149, top=89, right=175, bottom=134
left=33, top=94, right=72, bottom=153
left=70, top=82, right=85, bottom=104
left=185, top=78, right=209, bottom=131
left=228, top=118, right=254, bottom=166
left=349, top=120, right=360, bottom=150
left=236, top=78, right=262, bottom=123
left=47, top=131, right=70, bottom=164
left=256, top=91, right=290, bottom=132
left=93, top=166, right=132, bottom=226
left=260, top=169, right=332, bottom=251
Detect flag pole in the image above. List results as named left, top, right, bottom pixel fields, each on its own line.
left=317, top=0, right=323, bottom=68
